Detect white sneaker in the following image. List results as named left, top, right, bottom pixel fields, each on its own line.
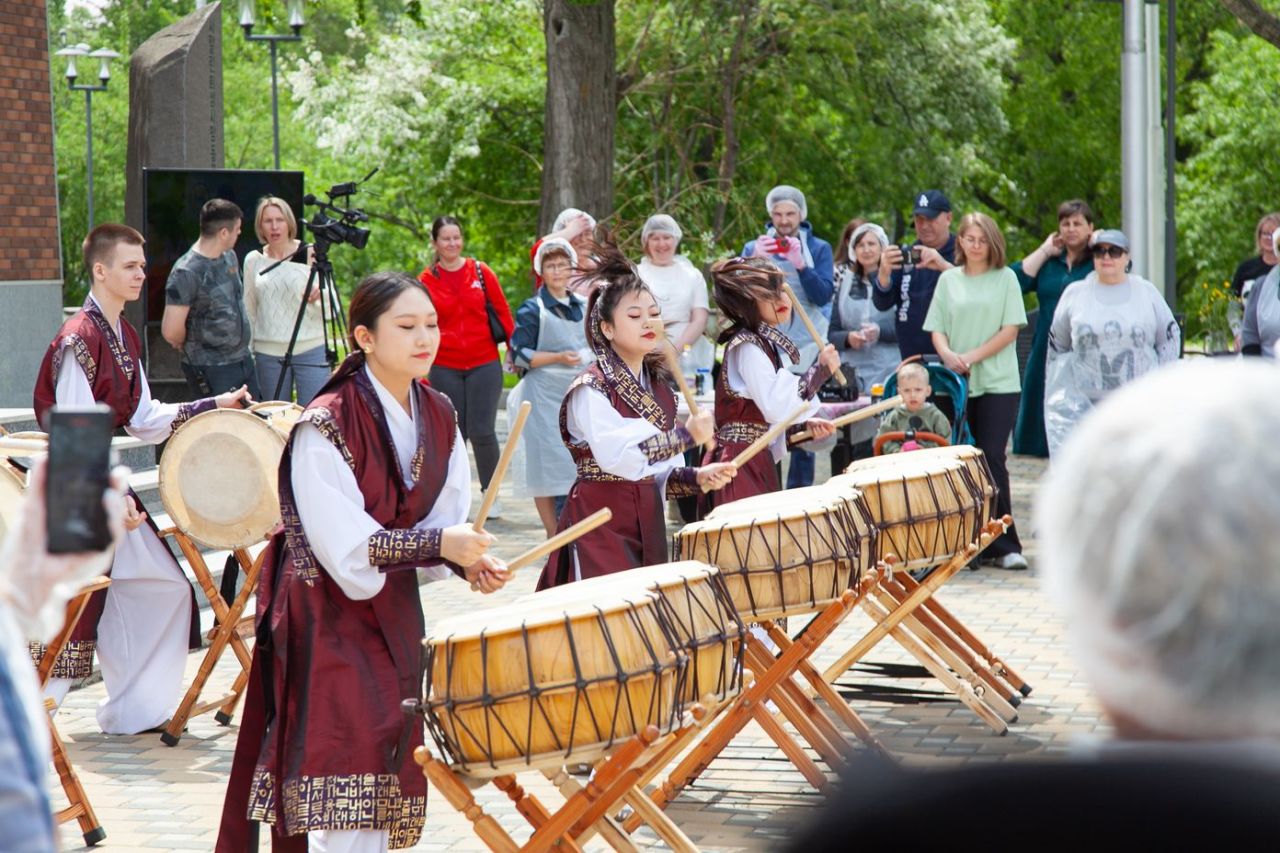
left=997, top=552, right=1028, bottom=571
left=487, top=499, right=504, bottom=520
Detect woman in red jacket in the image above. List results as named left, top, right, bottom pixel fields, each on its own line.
left=418, top=216, right=515, bottom=504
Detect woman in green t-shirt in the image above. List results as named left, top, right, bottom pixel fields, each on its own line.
left=923, top=212, right=1028, bottom=569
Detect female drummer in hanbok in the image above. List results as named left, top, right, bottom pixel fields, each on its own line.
left=217, top=272, right=509, bottom=853
left=536, top=244, right=736, bottom=590
left=31, top=223, right=252, bottom=735
left=703, top=257, right=839, bottom=509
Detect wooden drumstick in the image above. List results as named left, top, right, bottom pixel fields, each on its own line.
left=473, top=400, right=532, bottom=531
left=727, top=402, right=811, bottom=471
left=781, top=282, right=847, bottom=386
left=507, top=508, right=613, bottom=574
left=662, top=340, right=700, bottom=416
left=788, top=394, right=904, bottom=444
left=0, top=437, right=48, bottom=456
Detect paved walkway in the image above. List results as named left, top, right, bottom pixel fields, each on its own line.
left=53, top=450, right=1107, bottom=851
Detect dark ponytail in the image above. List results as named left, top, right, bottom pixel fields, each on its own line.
left=710, top=256, right=784, bottom=344
left=583, top=229, right=669, bottom=381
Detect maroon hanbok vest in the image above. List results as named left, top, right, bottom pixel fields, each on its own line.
left=535, top=361, right=677, bottom=590
left=217, top=360, right=457, bottom=851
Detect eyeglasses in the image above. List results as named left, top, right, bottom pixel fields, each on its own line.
left=1091, top=245, right=1127, bottom=259
left=542, top=263, right=572, bottom=273
left=960, top=235, right=989, bottom=247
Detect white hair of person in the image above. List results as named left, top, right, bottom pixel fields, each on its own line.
left=849, top=222, right=889, bottom=260
left=551, top=207, right=597, bottom=235
left=641, top=214, right=682, bottom=247
left=1035, top=359, right=1280, bottom=739
left=533, top=237, right=579, bottom=277
left=765, top=185, right=807, bottom=220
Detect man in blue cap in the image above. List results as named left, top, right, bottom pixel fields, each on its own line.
left=873, top=190, right=957, bottom=359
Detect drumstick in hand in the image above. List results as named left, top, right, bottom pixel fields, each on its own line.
left=507, top=508, right=613, bottom=574
left=782, top=283, right=847, bottom=386
left=789, top=395, right=904, bottom=444
left=473, top=400, right=532, bottom=531
left=721, top=402, right=811, bottom=478
left=0, top=437, right=49, bottom=456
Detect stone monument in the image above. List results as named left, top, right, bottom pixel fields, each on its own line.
left=124, top=2, right=224, bottom=396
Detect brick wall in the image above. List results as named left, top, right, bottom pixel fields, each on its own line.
left=0, top=2, right=62, bottom=284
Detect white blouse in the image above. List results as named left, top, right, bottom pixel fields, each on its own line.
left=290, top=367, right=470, bottom=601
left=564, top=367, right=684, bottom=490
left=725, top=342, right=821, bottom=461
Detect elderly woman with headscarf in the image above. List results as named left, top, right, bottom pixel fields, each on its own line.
left=507, top=238, right=594, bottom=535
left=530, top=207, right=598, bottom=293
left=636, top=214, right=712, bottom=376
left=1241, top=229, right=1280, bottom=358
left=829, top=219, right=899, bottom=395
left=1043, top=229, right=1180, bottom=454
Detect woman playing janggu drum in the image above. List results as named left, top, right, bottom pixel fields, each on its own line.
left=536, top=240, right=736, bottom=590
left=217, top=272, right=509, bottom=853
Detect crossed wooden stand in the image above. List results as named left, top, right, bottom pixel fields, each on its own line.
left=36, top=575, right=112, bottom=847
left=155, top=527, right=266, bottom=746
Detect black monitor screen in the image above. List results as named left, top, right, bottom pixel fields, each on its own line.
left=141, top=168, right=304, bottom=326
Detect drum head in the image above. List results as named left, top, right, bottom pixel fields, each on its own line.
left=248, top=400, right=305, bottom=438
left=158, top=409, right=285, bottom=550
left=704, top=485, right=852, bottom=521
left=0, top=463, right=26, bottom=548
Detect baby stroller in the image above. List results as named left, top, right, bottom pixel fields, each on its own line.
left=873, top=355, right=972, bottom=455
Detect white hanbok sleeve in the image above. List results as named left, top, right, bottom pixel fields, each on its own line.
left=565, top=384, right=681, bottom=482
left=412, top=427, right=471, bottom=583
left=53, top=341, right=194, bottom=443
left=726, top=344, right=821, bottom=425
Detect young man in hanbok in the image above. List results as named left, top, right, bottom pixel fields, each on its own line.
left=217, top=272, right=509, bottom=852
left=31, top=223, right=252, bottom=734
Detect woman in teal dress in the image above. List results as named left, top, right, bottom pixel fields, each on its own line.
left=1010, top=200, right=1095, bottom=457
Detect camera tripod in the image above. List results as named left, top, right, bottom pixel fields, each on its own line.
left=272, top=239, right=348, bottom=401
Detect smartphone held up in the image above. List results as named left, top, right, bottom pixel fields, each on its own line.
left=45, top=404, right=116, bottom=553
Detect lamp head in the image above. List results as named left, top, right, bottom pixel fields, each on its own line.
left=287, top=0, right=305, bottom=34
left=55, top=44, right=88, bottom=83
left=89, top=48, right=120, bottom=84
left=239, top=0, right=256, bottom=34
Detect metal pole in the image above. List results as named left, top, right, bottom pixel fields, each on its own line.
left=270, top=39, right=281, bottom=169
left=1165, top=0, right=1177, bottom=306
left=1121, top=0, right=1149, bottom=277
left=84, top=87, right=94, bottom=228
left=1145, top=2, right=1165, bottom=292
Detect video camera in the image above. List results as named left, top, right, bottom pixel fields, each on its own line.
left=303, top=168, right=377, bottom=251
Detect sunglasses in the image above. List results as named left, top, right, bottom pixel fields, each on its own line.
left=1091, top=245, right=1127, bottom=259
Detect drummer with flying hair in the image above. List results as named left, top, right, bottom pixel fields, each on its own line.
left=30, top=223, right=252, bottom=734
left=702, top=256, right=838, bottom=510
left=217, top=271, right=509, bottom=852
left=535, top=237, right=736, bottom=590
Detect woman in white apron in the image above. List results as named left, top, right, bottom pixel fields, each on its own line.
left=508, top=238, right=594, bottom=535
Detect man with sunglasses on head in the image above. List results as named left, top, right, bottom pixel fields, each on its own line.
left=873, top=190, right=957, bottom=359
left=1042, top=228, right=1180, bottom=454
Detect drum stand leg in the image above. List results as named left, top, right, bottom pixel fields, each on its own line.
left=416, top=749, right=520, bottom=853
left=820, top=519, right=1008, bottom=684
left=857, top=592, right=1009, bottom=735
left=878, top=574, right=1022, bottom=710
left=37, top=579, right=110, bottom=846
left=760, top=622, right=886, bottom=756
left=159, top=530, right=265, bottom=746
left=638, top=587, right=868, bottom=817
left=540, top=768, right=641, bottom=852
left=891, top=570, right=1033, bottom=697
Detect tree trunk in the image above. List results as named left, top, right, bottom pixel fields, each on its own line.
left=1219, top=0, right=1280, bottom=49
left=540, top=0, right=616, bottom=233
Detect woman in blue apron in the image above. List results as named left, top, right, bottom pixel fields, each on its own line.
left=508, top=238, right=594, bottom=535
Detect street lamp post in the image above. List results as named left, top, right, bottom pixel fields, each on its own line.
left=54, top=44, right=119, bottom=229
left=239, top=0, right=306, bottom=170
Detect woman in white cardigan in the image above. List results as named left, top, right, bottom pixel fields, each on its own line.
left=243, top=196, right=329, bottom=403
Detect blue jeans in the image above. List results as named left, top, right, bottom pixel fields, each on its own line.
left=786, top=447, right=815, bottom=489
left=181, top=355, right=261, bottom=402
left=254, top=346, right=330, bottom=405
